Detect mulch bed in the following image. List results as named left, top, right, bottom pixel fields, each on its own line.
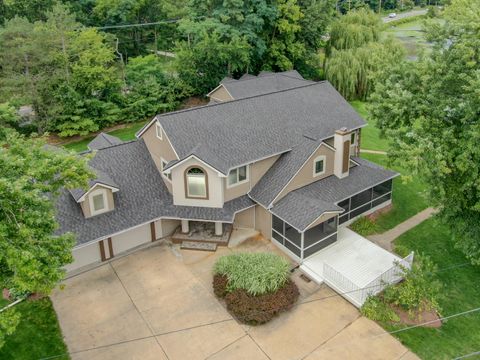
left=213, top=274, right=299, bottom=325
left=391, top=304, right=442, bottom=328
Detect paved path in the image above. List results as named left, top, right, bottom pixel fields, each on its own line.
left=382, top=9, right=428, bottom=23
left=360, top=149, right=388, bottom=155
left=369, top=207, right=435, bottom=251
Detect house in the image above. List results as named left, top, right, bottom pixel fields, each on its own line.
left=56, top=71, right=407, bottom=306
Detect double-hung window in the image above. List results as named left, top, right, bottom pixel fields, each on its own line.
left=227, top=165, right=248, bottom=187
left=313, top=156, right=326, bottom=177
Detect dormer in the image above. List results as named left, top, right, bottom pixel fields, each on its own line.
left=70, top=170, right=119, bottom=218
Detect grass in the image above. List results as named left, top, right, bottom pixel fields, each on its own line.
left=357, top=153, right=429, bottom=235
left=0, top=297, right=69, bottom=360
left=63, top=120, right=147, bottom=153
left=349, top=100, right=390, bottom=152
left=387, top=218, right=480, bottom=360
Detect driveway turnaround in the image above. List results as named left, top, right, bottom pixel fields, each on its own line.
left=52, top=239, right=419, bottom=360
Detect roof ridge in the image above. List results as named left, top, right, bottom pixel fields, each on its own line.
left=157, top=81, right=328, bottom=119
left=80, top=139, right=137, bottom=155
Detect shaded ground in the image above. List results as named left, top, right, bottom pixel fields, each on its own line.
left=350, top=100, right=390, bottom=152
left=50, top=239, right=417, bottom=360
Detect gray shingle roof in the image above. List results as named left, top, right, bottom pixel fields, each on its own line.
left=56, top=140, right=254, bottom=245
left=159, top=81, right=366, bottom=175
left=87, top=132, right=123, bottom=150
left=270, top=158, right=399, bottom=231
left=219, top=71, right=313, bottom=99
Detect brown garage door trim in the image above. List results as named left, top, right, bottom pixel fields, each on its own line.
left=150, top=222, right=156, bottom=242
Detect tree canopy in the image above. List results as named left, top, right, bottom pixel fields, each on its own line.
left=369, top=0, right=480, bottom=264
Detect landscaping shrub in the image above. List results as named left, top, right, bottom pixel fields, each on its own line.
left=224, top=279, right=299, bottom=325
left=213, top=253, right=290, bottom=296
left=349, top=216, right=379, bottom=236
left=213, top=274, right=229, bottom=298
left=361, top=295, right=400, bottom=322
left=383, top=255, right=442, bottom=317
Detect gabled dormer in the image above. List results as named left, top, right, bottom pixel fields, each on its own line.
left=70, top=169, right=119, bottom=218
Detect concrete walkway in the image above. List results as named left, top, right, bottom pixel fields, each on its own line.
left=369, top=207, right=435, bottom=251
left=360, top=149, right=388, bottom=155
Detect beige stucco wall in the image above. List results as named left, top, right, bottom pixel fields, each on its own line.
left=223, top=155, right=280, bottom=202
left=275, top=145, right=334, bottom=203
left=305, top=212, right=338, bottom=231
left=66, top=241, right=102, bottom=272
left=80, top=185, right=115, bottom=218
left=209, top=85, right=233, bottom=102
left=171, top=157, right=224, bottom=208
left=111, top=224, right=151, bottom=255
left=255, top=205, right=272, bottom=239
left=233, top=207, right=255, bottom=229
left=141, top=120, right=178, bottom=192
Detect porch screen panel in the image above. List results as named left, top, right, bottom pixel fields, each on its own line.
left=350, top=188, right=372, bottom=210
left=303, top=233, right=337, bottom=258
left=373, top=179, right=392, bottom=199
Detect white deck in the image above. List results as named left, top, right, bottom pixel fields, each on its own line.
left=300, top=227, right=406, bottom=307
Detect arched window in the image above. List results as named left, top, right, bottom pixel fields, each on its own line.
left=185, top=167, right=208, bottom=199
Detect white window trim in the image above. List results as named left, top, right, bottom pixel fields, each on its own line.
left=155, top=122, right=163, bottom=140
left=313, top=155, right=326, bottom=177
left=88, top=188, right=109, bottom=216
left=350, top=131, right=356, bottom=145
left=160, top=157, right=172, bottom=182
left=186, top=173, right=207, bottom=198
left=226, top=165, right=249, bottom=189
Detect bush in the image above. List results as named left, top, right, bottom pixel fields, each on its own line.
left=213, top=274, right=229, bottom=298
left=361, top=295, right=400, bottom=322
left=224, top=279, right=299, bottom=325
left=213, top=253, right=290, bottom=296
left=383, top=255, right=442, bottom=316
left=349, top=216, right=379, bottom=236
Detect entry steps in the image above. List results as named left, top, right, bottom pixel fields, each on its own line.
left=180, top=241, right=217, bottom=252
left=299, top=263, right=324, bottom=285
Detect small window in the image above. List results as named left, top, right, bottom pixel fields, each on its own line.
left=155, top=122, right=162, bottom=140
left=92, top=194, right=105, bottom=211
left=227, top=165, right=248, bottom=187
left=161, top=159, right=172, bottom=181
left=186, top=167, right=207, bottom=198
left=313, top=156, right=326, bottom=177
left=351, top=132, right=356, bottom=145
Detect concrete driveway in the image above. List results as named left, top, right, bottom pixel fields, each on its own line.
left=52, top=238, right=418, bottom=360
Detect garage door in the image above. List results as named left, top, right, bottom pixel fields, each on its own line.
left=67, top=242, right=102, bottom=272
left=111, top=224, right=151, bottom=255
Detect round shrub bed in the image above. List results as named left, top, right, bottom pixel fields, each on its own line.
left=212, top=252, right=299, bottom=324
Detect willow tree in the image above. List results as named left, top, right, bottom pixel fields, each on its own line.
left=324, top=9, right=403, bottom=100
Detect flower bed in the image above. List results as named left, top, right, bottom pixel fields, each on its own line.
left=212, top=252, right=299, bottom=325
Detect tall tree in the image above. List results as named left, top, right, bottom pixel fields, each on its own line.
left=324, top=9, right=404, bottom=99
left=369, top=0, right=480, bottom=264
left=0, top=128, right=93, bottom=347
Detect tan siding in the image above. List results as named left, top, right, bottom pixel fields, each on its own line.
left=233, top=207, right=255, bottom=229
left=223, top=155, right=280, bottom=202
left=160, top=219, right=180, bottom=237
left=255, top=205, right=272, bottom=239
left=209, top=85, right=234, bottom=102
left=80, top=186, right=115, bottom=218
left=306, top=212, right=338, bottom=230
left=141, top=121, right=178, bottom=192
left=276, top=145, right=335, bottom=203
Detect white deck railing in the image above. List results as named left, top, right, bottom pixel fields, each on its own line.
left=322, top=252, right=414, bottom=307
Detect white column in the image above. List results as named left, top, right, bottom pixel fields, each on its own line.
left=181, top=220, right=189, bottom=233
left=215, top=222, right=223, bottom=236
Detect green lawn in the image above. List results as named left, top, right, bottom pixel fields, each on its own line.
left=349, top=100, right=390, bottom=152
left=63, top=120, right=147, bottom=153
left=388, top=218, right=480, bottom=360
left=359, top=153, right=429, bottom=234
left=0, top=297, right=69, bottom=359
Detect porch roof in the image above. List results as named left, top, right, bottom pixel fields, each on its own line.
left=270, top=157, right=398, bottom=231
